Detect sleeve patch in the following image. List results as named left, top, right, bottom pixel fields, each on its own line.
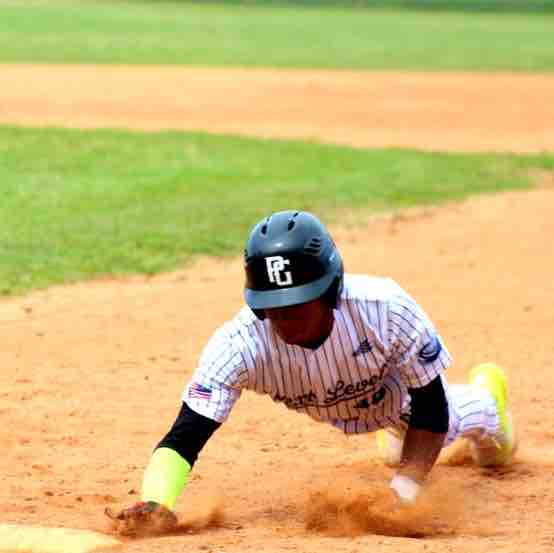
left=188, top=383, right=213, bottom=401
left=418, top=336, right=443, bottom=364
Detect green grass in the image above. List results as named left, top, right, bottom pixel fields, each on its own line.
left=1, top=125, right=553, bottom=295
left=0, top=1, right=553, bottom=71
left=179, top=0, right=554, bottom=13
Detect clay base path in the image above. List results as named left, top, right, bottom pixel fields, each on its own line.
left=1, top=64, right=554, bottom=152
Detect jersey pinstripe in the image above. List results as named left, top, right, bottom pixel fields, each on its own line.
left=183, top=274, right=452, bottom=433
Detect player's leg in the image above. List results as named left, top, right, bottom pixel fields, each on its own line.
left=375, top=426, right=405, bottom=467
left=449, top=363, right=516, bottom=466
left=375, top=365, right=516, bottom=467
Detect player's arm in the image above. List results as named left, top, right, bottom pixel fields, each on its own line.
left=390, top=375, right=448, bottom=503
left=105, top=402, right=221, bottom=534
left=142, top=401, right=221, bottom=509
left=386, top=287, right=452, bottom=504
left=106, top=325, right=246, bottom=534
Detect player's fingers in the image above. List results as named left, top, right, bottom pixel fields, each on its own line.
left=105, top=508, right=129, bottom=536
left=104, top=507, right=124, bottom=521
left=106, top=503, right=176, bottom=536
left=121, top=516, right=139, bottom=536
left=152, top=508, right=178, bottom=531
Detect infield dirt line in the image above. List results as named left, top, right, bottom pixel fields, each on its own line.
left=1, top=64, right=553, bottom=152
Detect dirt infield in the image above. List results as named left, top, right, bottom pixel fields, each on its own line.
left=1, top=65, right=554, bottom=152
left=1, top=66, right=554, bottom=553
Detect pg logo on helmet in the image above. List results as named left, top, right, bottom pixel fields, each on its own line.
left=265, top=256, right=293, bottom=287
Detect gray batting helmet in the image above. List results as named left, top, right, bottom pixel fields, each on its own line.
left=244, top=210, right=343, bottom=316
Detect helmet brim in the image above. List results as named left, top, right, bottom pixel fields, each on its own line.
left=244, top=271, right=336, bottom=310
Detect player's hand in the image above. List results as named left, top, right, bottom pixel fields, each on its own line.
left=389, top=474, right=421, bottom=506
left=105, top=500, right=178, bottom=536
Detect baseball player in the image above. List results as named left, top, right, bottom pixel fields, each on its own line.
left=106, top=210, right=516, bottom=534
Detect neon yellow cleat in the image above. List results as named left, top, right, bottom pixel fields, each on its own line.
left=468, top=363, right=517, bottom=466
left=375, top=427, right=404, bottom=467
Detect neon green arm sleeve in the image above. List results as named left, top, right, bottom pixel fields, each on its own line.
left=141, top=447, right=191, bottom=510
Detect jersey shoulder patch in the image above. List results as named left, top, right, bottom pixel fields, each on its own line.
left=418, top=335, right=443, bottom=364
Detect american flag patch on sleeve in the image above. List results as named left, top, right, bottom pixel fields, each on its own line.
left=188, top=382, right=213, bottom=401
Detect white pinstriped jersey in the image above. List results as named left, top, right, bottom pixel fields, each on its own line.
left=183, top=274, right=452, bottom=434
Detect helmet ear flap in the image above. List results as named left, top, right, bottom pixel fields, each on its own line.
left=252, top=308, right=266, bottom=320
left=323, top=275, right=343, bottom=309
